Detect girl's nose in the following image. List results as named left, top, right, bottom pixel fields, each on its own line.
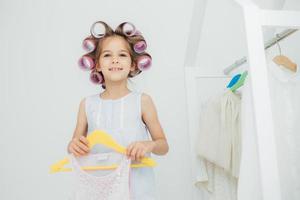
left=112, top=57, right=119, bottom=64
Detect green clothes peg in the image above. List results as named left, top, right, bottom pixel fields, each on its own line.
left=230, top=71, right=248, bottom=92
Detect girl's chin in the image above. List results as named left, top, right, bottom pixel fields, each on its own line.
left=106, top=75, right=128, bottom=82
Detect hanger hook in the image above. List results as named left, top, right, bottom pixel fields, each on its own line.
left=275, top=33, right=282, bottom=55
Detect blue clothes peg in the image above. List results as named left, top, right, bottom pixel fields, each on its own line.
left=227, top=74, right=241, bottom=88
left=230, top=71, right=248, bottom=92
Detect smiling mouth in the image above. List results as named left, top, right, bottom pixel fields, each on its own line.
left=109, top=67, right=123, bottom=71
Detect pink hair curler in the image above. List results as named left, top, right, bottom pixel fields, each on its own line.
left=137, top=55, right=152, bottom=71
left=82, top=37, right=97, bottom=52
left=90, top=21, right=107, bottom=39
left=78, top=56, right=95, bottom=70
left=133, top=40, right=147, bottom=54
left=90, top=71, right=103, bottom=84
left=122, top=22, right=136, bottom=37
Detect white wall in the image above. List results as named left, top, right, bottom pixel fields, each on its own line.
left=0, top=0, right=194, bottom=199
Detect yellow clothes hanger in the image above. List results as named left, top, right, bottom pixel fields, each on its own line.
left=50, top=130, right=157, bottom=173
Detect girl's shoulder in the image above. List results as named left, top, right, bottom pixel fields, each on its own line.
left=133, top=91, right=155, bottom=108
left=133, top=90, right=151, bottom=98
left=139, top=92, right=157, bottom=115
left=140, top=92, right=151, bottom=98
left=139, top=92, right=153, bottom=102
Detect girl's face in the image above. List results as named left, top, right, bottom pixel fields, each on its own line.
left=97, top=35, right=135, bottom=83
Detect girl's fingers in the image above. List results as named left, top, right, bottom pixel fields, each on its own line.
left=136, top=149, right=142, bottom=161
left=140, top=149, right=146, bottom=159
left=126, top=143, right=134, bottom=157
left=137, top=149, right=145, bottom=161
left=70, top=146, right=81, bottom=157
left=80, top=136, right=89, bottom=146
left=73, top=144, right=86, bottom=155
left=130, top=147, right=139, bottom=161
left=77, top=140, right=90, bottom=152
left=127, top=143, right=147, bottom=161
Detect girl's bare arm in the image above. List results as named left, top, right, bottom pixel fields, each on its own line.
left=141, top=93, right=169, bottom=155
left=67, top=98, right=89, bottom=156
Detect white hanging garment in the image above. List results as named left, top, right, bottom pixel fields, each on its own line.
left=195, top=158, right=238, bottom=200
left=238, top=51, right=300, bottom=200
left=69, top=152, right=131, bottom=200
left=196, top=90, right=241, bottom=177
left=266, top=51, right=300, bottom=200
left=195, top=89, right=241, bottom=200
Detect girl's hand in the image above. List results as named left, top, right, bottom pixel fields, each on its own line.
left=126, top=141, right=155, bottom=162
left=68, top=136, right=90, bottom=157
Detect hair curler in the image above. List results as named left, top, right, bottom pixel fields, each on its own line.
left=82, top=37, right=97, bottom=52
left=90, top=71, right=104, bottom=84
left=133, top=40, right=147, bottom=54
left=121, top=22, right=136, bottom=37
left=137, top=55, right=152, bottom=71
left=78, top=55, right=95, bottom=70
left=90, top=21, right=107, bottom=39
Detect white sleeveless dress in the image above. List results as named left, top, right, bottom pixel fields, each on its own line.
left=83, top=90, right=157, bottom=200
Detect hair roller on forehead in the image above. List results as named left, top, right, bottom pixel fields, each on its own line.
left=118, top=22, right=137, bottom=37
left=90, top=21, right=114, bottom=38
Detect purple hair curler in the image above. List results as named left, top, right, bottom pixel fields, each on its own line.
left=82, top=37, right=97, bottom=52
left=134, top=40, right=147, bottom=54
left=137, top=55, right=152, bottom=71
left=90, top=21, right=107, bottom=39
left=90, top=71, right=103, bottom=84
left=78, top=56, right=95, bottom=70
left=122, top=22, right=136, bottom=37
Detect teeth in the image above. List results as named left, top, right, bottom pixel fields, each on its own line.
left=109, top=67, right=123, bottom=71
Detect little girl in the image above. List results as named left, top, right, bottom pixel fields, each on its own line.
left=67, top=21, right=169, bottom=200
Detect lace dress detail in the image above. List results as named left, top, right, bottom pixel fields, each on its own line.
left=69, top=153, right=131, bottom=200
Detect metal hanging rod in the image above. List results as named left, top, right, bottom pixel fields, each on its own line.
left=223, top=28, right=298, bottom=75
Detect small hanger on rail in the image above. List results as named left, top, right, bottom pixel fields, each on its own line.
left=273, top=34, right=297, bottom=72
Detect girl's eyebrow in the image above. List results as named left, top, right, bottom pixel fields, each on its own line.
left=102, top=49, right=129, bottom=53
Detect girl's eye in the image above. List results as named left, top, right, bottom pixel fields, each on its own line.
left=120, top=54, right=127, bottom=57
left=103, top=54, right=110, bottom=57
